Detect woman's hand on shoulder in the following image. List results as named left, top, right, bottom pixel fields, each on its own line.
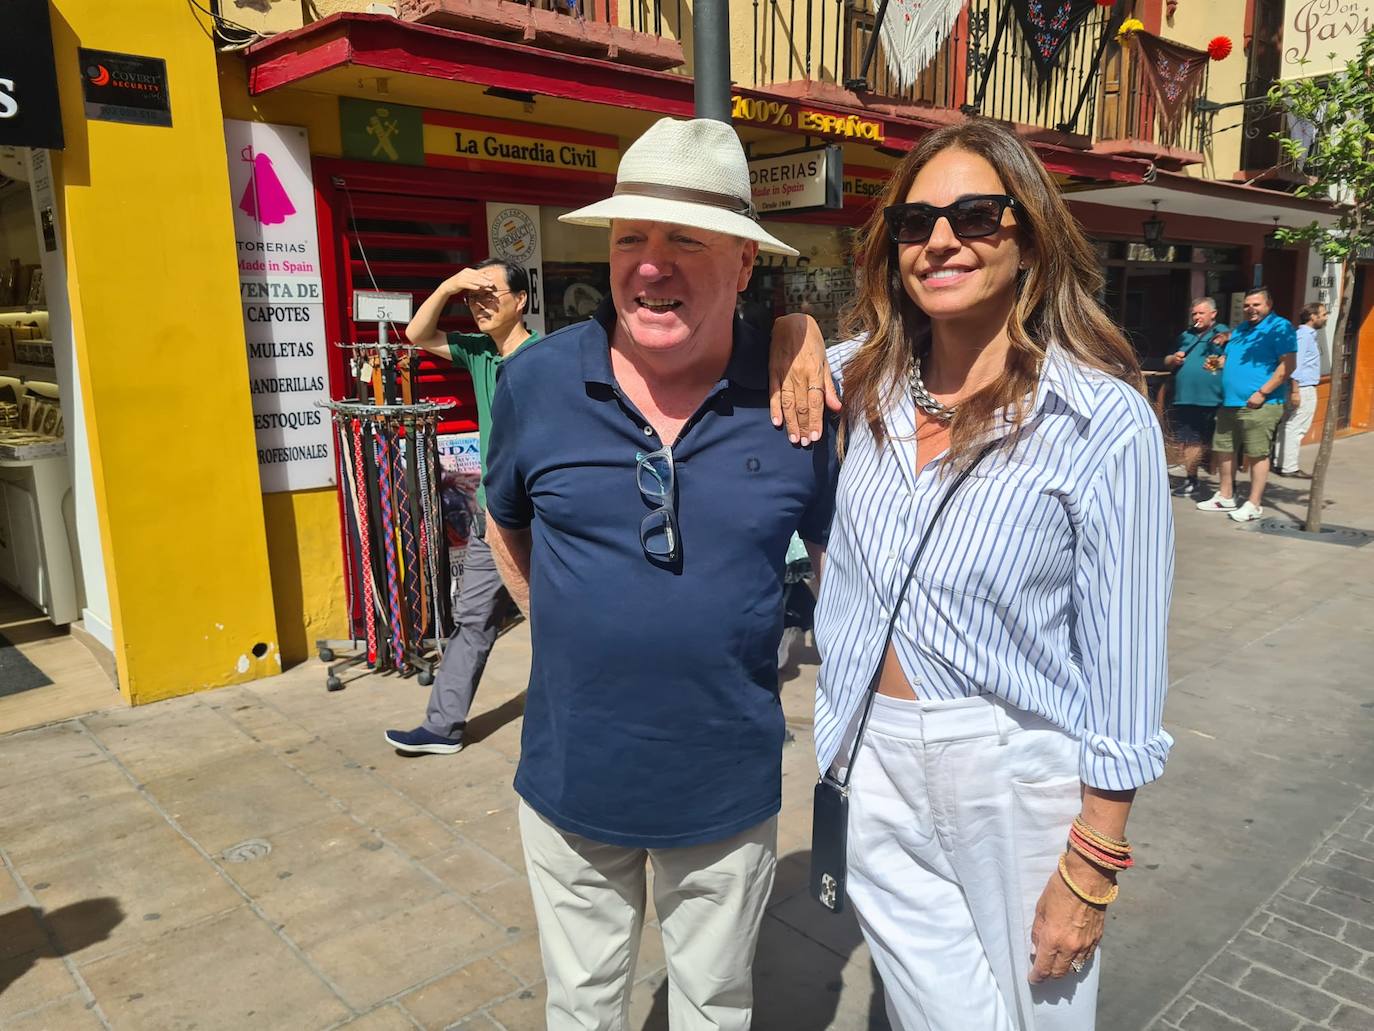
left=768, top=314, right=840, bottom=446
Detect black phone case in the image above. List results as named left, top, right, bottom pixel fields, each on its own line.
left=805, top=441, right=997, bottom=916
left=810, top=777, right=850, bottom=913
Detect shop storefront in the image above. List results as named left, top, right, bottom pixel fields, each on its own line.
left=0, top=3, right=109, bottom=657
left=1064, top=173, right=1371, bottom=441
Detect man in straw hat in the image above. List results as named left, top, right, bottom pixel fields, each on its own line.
left=482, top=117, right=838, bottom=1029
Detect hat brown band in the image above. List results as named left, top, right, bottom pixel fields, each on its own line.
left=613, top=181, right=758, bottom=222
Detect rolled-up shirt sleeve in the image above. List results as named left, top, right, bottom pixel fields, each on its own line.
left=482, top=371, right=532, bottom=530
left=1072, top=421, right=1175, bottom=790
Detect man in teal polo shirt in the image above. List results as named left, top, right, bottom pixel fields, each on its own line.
left=1164, top=296, right=1228, bottom=497
left=385, top=258, right=539, bottom=755
left=1196, top=286, right=1296, bottom=523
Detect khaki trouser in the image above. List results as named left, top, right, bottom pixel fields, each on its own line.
left=518, top=801, right=777, bottom=1031
left=1275, top=384, right=1318, bottom=473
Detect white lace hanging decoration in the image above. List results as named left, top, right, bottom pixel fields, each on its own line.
left=877, top=0, right=965, bottom=91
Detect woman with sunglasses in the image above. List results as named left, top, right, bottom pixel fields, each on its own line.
left=810, top=119, right=1174, bottom=1029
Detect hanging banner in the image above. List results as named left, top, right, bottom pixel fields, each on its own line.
left=877, top=0, right=965, bottom=90
left=485, top=202, right=546, bottom=336
left=224, top=118, right=335, bottom=494
left=1281, top=0, right=1373, bottom=81
left=748, top=147, right=843, bottom=215
left=1009, top=0, right=1102, bottom=81
left=1131, top=32, right=1210, bottom=134
left=436, top=431, right=481, bottom=584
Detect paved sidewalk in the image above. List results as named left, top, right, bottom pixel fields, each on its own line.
left=1148, top=792, right=1374, bottom=1031
left=1, top=433, right=1372, bottom=1030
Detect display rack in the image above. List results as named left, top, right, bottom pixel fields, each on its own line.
left=315, top=336, right=455, bottom=692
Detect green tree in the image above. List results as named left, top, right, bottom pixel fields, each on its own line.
left=1268, top=29, right=1374, bottom=533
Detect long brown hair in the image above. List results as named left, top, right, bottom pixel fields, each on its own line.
left=837, top=118, right=1142, bottom=465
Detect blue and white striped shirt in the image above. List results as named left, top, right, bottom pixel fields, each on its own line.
left=814, top=337, right=1176, bottom=791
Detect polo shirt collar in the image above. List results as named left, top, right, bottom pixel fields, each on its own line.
left=579, top=296, right=767, bottom=392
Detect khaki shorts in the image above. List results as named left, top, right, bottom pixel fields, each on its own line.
left=1213, top=404, right=1284, bottom=458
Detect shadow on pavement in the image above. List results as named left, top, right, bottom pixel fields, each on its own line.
left=0, top=898, right=124, bottom=995
left=640, top=851, right=889, bottom=1030
left=463, top=691, right=527, bottom=746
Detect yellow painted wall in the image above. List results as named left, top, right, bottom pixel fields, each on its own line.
left=217, top=58, right=351, bottom=665
left=1162, top=0, right=1248, bottom=179
left=49, top=0, right=281, bottom=703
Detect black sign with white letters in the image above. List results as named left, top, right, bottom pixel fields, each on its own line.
left=79, top=48, right=172, bottom=127
left=0, top=0, right=65, bottom=149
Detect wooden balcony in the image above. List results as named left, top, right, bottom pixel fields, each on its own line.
left=398, top=0, right=686, bottom=71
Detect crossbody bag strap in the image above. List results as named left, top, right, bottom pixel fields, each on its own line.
left=834, top=440, right=998, bottom=791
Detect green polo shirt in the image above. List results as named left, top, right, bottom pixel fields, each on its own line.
left=447, top=329, right=539, bottom=508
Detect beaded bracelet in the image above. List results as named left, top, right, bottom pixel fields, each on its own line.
left=1058, top=853, right=1120, bottom=907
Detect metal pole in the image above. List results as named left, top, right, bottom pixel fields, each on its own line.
left=694, top=0, right=732, bottom=122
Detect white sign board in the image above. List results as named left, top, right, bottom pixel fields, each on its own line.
left=485, top=203, right=545, bottom=336
left=748, top=146, right=842, bottom=215
left=224, top=118, right=334, bottom=493
left=354, top=290, right=413, bottom=325
left=1281, top=0, right=1373, bottom=81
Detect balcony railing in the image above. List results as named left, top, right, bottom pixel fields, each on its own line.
left=1096, top=38, right=1208, bottom=156
left=747, top=0, right=1118, bottom=137
left=399, top=0, right=685, bottom=70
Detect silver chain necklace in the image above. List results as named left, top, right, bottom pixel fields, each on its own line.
left=909, top=353, right=956, bottom=421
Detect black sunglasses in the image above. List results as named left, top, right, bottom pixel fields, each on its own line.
left=883, top=194, right=1019, bottom=244
left=636, top=445, right=680, bottom=562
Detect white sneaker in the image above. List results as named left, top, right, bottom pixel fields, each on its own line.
left=1229, top=501, right=1264, bottom=522
left=1167, top=463, right=1186, bottom=476
left=1196, top=493, right=1237, bottom=512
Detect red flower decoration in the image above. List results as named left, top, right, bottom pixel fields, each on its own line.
left=1208, top=36, right=1233, bottom=61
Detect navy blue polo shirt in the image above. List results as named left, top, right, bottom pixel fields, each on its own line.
left=484, top=302, right=837, bottom=848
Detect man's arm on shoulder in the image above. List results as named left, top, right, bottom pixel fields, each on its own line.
left=488, top=521, right=532, bottom=615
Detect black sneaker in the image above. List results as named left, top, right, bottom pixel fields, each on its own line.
left=1171, top=479, right=1200, bottom=497
left=384, top=727, right=463, bottom=755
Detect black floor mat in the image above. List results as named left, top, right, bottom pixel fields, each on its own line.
left=0, top=630, right=53, bottom=698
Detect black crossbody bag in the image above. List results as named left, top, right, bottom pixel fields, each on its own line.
left=810, top=442, right=996, bottom=913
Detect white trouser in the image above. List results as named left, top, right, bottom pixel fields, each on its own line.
left=1275, top=384, right=1318, bottom=473
left=518, top=800, right=777, bottom=1031
left=841, top=693, right=1099, bottom=1031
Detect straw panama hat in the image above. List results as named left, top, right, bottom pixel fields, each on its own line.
left=559, top=118, right=800, bottom=257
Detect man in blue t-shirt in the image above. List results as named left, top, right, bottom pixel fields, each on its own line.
left=1164, top=296, right=1228, bottom=497
left=1196, top=287, right=1296, bottom=523
left=483, top=118, right=837, bottom=1030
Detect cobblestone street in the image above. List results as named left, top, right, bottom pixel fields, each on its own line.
left=1, top=434, right=1372, bottom=1031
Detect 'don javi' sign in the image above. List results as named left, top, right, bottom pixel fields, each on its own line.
left=340, top=98, right=618, bottom=181
left=1281, top=0, right=1373, bottom=80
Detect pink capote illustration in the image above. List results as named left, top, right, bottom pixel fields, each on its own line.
left=238, top=146, right=296, bottom=226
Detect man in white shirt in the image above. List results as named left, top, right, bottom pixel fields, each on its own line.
left=1275, top=302, right=1327, bottom=478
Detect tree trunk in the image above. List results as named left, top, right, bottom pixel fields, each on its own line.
left=1303, top=258, right=1356, bottom=533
